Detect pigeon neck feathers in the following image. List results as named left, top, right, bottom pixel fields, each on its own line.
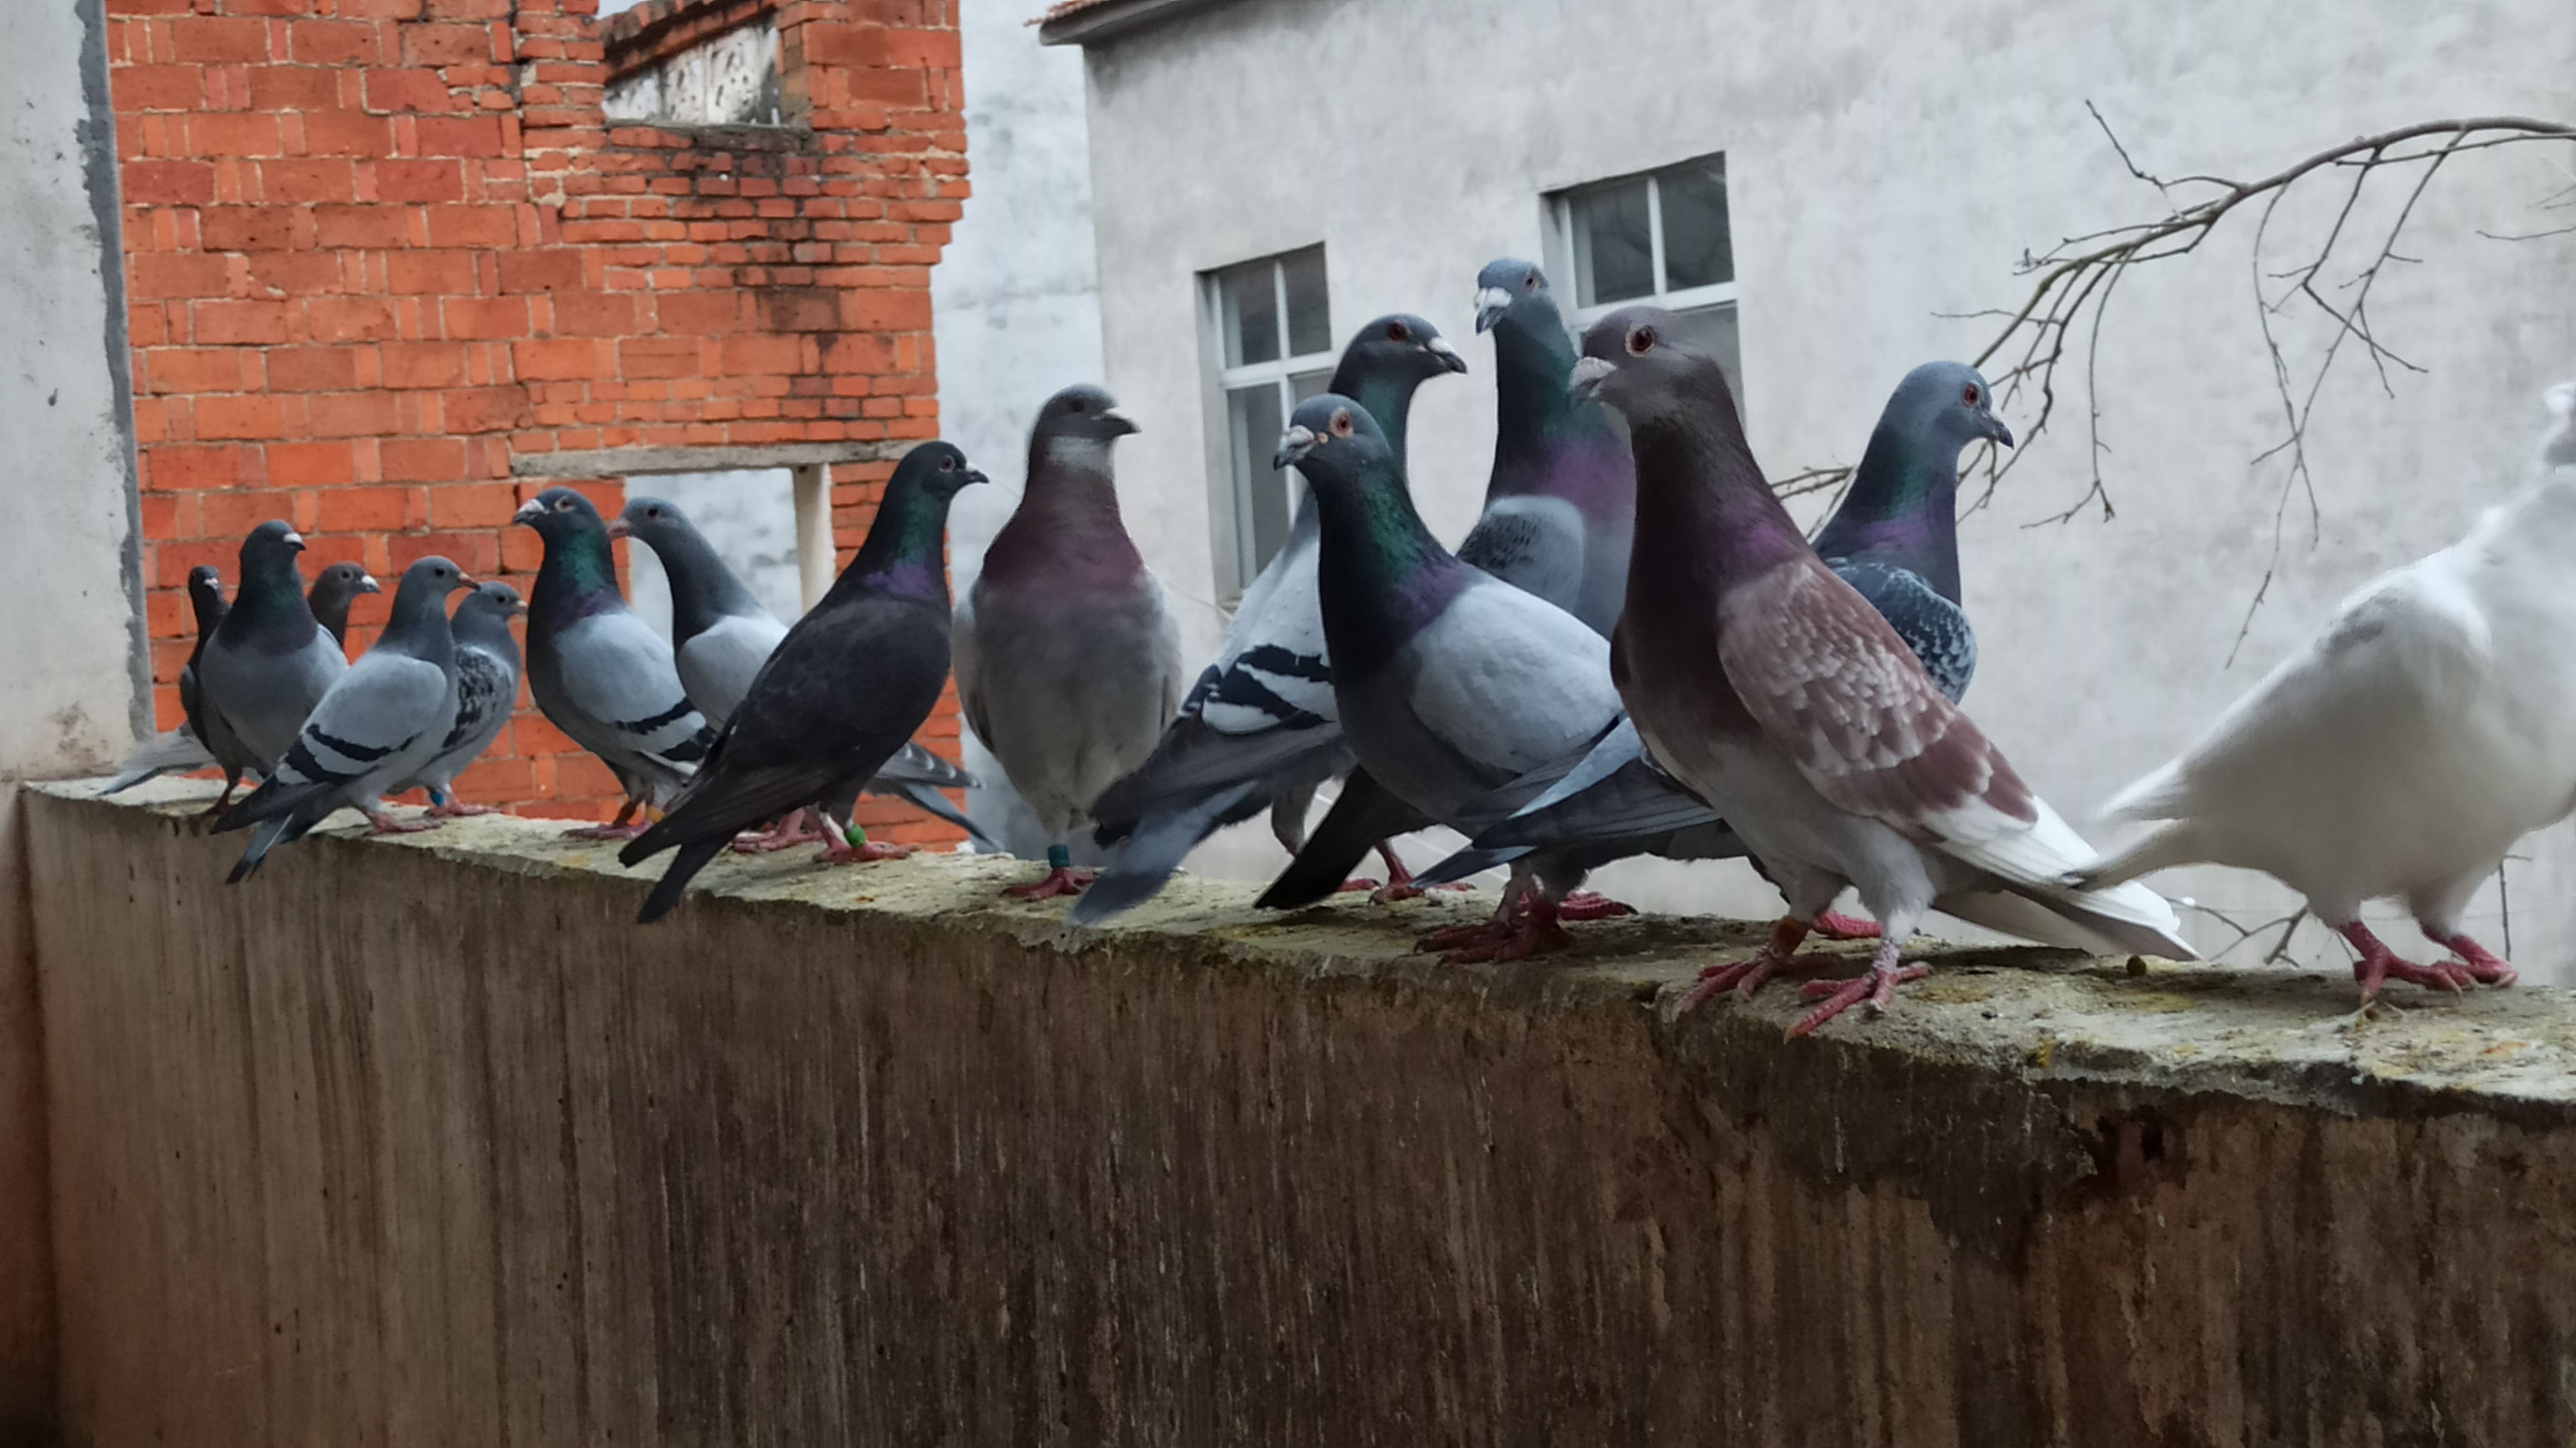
left=1309, top=442, right=1470, bottom=682
left=1487, top=297, right=1630, bottom=515
left=647, top=520, right=767, bottom=640
left=221, top=547, right=321, bottom=649
left=529, top=516, right=625, bottom=628
left=836, top=467, right=964, bottom=606
left=982, top=434, right=1145, bottom=592
left=376, top=569, right=459, bottom=669
left=1330, top=354, right=1428, bottom=468
left=1626, top=384, right=1811, bottom=588
left=1810, top=405, right=1967, bottom=604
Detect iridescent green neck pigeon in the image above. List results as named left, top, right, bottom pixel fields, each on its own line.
left=955, top=384, right=1184, bottom=901
left=1459, top=258, right=1636, bottom=636
left=621, top=442, right=987, bottom=922
left=1075, top=316, right=1467, bottom=925
left=195, top=521, right=348, bottom=815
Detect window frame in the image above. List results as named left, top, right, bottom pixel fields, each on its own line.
left=1543, top=154, right=1739, bottom=324
left=1196, top=246, right=1335, bottom=604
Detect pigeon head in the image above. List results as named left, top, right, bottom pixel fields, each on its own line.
left=890, top=439, right=989, bottom=500
left=309, top=561, right=380, bottom=610
left=1569, top=306, right=1737, bottom=429
left=1885, top=361, right=2014, bottom=451
left=187, top=565, right=224, bottom=613
left=838, top=441, right=987, bottom=603
left=607, top=496, right=696, bottom=546
left=511, top=486, right=611, bottom=541
left=1474, top=257, right=1559, bottom=335
left=1033, top=384, right=1139, bottom=450
left=463, top=580, right=526, bottom=618
left=1342, top=314, right=1468, bottom=384
left=384, top=554, right=475, bottom=637
left=239, top=520, right=307, bottom=576
left=451, top=580, right=525, bottom=649
left=1271, top=393, right=1396, bottom=486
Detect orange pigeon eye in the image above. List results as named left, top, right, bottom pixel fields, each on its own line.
left=1329, top=409, right=1354, bottom=438
left=1963, top=384, right=1980, bottom=407
left=1627, top=325, right=1657, bottom=355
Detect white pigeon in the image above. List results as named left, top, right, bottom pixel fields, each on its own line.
left=2079, top=385, right=2576, bottom=1001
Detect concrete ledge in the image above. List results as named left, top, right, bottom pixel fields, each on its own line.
left=513, top=439, right=906, bottom=478
left=27, top=779, right=2576, bottom=1445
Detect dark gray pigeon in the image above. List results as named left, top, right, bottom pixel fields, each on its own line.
left=98, top=564, right=228, bottom=796
left=212, top=555, right=474, bottom=880
left=308, top=561, right=380, bottom=650
left=1256, top=394, right=1632, bottom=961
left=195, top=521, right=349, bottom=815
left=513, top=486, right=718, bottom=839
left=620, top=441, right=987, bottom=922
left=1570, top=306, right=2189, bottom=1034
left=388, top=579, right=524, bottom=816
left=610, top=494, right=996, bottom=853
left=1412, top=360, right=2016, bottom=917
left=1458, top=258, right=1636, bottom=637
left=1075, top=315, right=1468, bottom=925
left=955, top=384, right=1183, bottom=899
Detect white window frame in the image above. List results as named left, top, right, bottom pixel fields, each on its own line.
left=1196, top=247, right=1334, bottom=604
left=1543, top=154, right=1739, bottom=326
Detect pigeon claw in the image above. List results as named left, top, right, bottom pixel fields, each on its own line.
left=732, top=812, right=829, bottom=854
left=1555, top=891, right=1635, bottom=922
left=2340, top=922, right=2472, bottom=1001
left=824, top=838, right=918, bottom=864
left=365, top=809, right=442, bottom=835
left=2427, top=930, right=2519, bottom=988
left=564, top=821, right=650, bottom=842
left=1428, top=897, right=1571, bottom=964
left=1006, top=865, right=1095, bottom=900
left=1787, top=942, right=1930, bottom=1038
left=425, top=800, right=495, bottom=819
left=1335, top=877, right=1385, bottom=894
left=1813, top=911, right=1881, bottom=941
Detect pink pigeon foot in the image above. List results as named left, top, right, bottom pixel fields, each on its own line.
left=824, top=837, right=916, bottom=864
left=365, top=809, right=442, bottom=834
left=565, top=799, right=645, bottom=841
left=2341, top=922, right=2471, bottom=1001
left=1434, top=895, right=1572, bottom=963
left=1556, top=890, right=1635, bottom=922
left=1788, top=940, right=1931, bottom=1038
left=2425, top=929, right=2519, bottom=987
left=1007, top=865, right=1095, bottom=900
left=425, top=799, right=494, bottom=818
left=1676, top=917, right=1828, bottom=1014
left=733, top=810, right=828, bottom=854
left=1814, top=911, right=1881, bottom=941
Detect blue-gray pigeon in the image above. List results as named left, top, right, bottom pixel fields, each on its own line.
left=955, top=384, right=1184, bottom=899
left=1459, top=258, right=1636, bottom=636
left=1255, top=394, right=1634, bottom=961
left=1073, top=315, right=1468, bottom=925
left=620, top=441, right=987, bottom=921
left=513, top=486, right=718, bottom=839
left=1412, top=361, right=2015, bottom=928
left=610, top=494, right=994, bottom=853
left=195, top=521, right=349, bottom=816
left=212, top=555, right=475, bottom=881
left=307, top=561, right=380, bottom=651
left=1569, top=306, right=2191, bottom=1034
left=388, top=579, right=523, bottom=818
left=98, top=564, right=228, bottom=796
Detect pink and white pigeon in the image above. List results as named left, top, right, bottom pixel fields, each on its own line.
left=2075, top=381, right=2576, bottom=1004
left=1568, top=306, right=2194, bottom=1035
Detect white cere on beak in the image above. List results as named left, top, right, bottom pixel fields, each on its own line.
left=1568, top=356, right=1616, bottom=387
left=1473, top=286, right=1514, bottom=330
left=1427, top=335, right=1459, bottom=358
left=281, top=530, right=305, bottom=546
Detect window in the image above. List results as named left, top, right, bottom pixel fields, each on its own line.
left=1201, top=246, right=1332, bottom=595
left=1545, top=154, right=1744, bottom=400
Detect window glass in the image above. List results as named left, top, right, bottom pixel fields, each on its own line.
left=1218, top=260, right=1280, bottom=368
left=1569, top=178, right=1655, bottom=308
left=1227, top=383, right=1289, bottom=579
left=1281, top=247, right=1332, bottom=359
left=1657, top=159, right=1733, bottom=291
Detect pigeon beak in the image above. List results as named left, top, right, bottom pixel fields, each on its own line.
left=1426, top=335, right=1468, bottom=374
left=1980, top=413, right=2017, bottom=449
left=604, top=517, right=633, bottom=540
left=359, top=574, right=382, bottom=595
left=511, top=499, right=545, bottom=525
left=964, top=468, right=990, bottom=487
left=1474, top=286, right=1514, bottom=334
left=1567, top=355, right=1616, bottom=407
left=1100, top=407, right=1140, bottom=437
left=282, top=530, right=306, bottom=550
left=1271, top=424, right=1320, bottom=471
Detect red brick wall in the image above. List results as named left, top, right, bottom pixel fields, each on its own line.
left=108, top=0, right=969, bottom=841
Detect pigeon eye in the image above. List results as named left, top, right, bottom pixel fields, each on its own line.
left=553, top=497, right=573, bottom=512
left=1329, top=409, right=1354, bottom=438
left=1523, top=272, right=1538, bottom=291
left=1626, top=325, right=1657, bottom=356
left=939, top=455, right=955, bottom=471
left=1963, top=384, right=1980, bottom=407
left=1068, top=399, right=1085, bottom=413
left=1385, top=321, right=1409, bottom=341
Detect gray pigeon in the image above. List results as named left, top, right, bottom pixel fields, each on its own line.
left=513, top=487, right=718, bottom=839
left=620, top=441, right=987, bottom=921
left=1459, top=258, right=1637, bottom=635
left=1570, top=306, right=2190, bottom=1035
left=98, top=564, right=228, bottom=795
left=308, top=561, right=380, bottom=650
left=1412, top=360, right=2015, bottom=929
left=609, top=495, right=995, bottom=852
left=1258, top=393, right=1630, bottom=961
left=955, top=384, right=1184, bottom=899
left=1075, top=315, right=1468, bottom=924
left=388, top=580, right=524, bottom=817
left=212, top=555, right=475, bottom=880
left=195, top=521, right=349, bottom=815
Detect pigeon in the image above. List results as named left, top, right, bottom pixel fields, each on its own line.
left=97, top=564, right=228, bottom=796
left=609, top=494, right=995, bottom=852
left=308, top=561, right=380, bottom=650
left=1458, top=258, right=1636, bottom=636
left=1570, top=306, right=2192, bottom=1035
left=194, top=521, right=349, bottom=815
left=211, top=555, right=475, bottom=881
left=513, top=487, right=718, bottom=839
left=2544, top=380, right=2575, bottom=468
left=1075, top=315, right=1468, bottom=924
left=620, top=441, right=987, bottom=922
left=1255, top=393, right=1632, bottom=961
left=1413, top=361, right=2014, bottom=920
left=955, top=384, right=1185, bottom=900
left=2075, top=399, right=2576, bottom=1004
left=387, top=580, right=524, bottom=818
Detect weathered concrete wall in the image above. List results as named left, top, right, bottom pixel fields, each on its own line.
left=30, top=779, right=2576, bottom=1446
left=0, top=0, right=145, bottom=1437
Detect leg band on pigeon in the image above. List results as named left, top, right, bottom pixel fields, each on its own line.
left=822, top=819, right=915, bottom=864
left=1048, top=844, right=1071, bottom=871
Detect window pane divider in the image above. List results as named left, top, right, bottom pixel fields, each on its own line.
left=1645, top=175, right=1669, bottom=297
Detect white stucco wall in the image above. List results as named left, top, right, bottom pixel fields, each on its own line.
left=932, top=0, right=1111, bottom=858
left=1042, top=0, right=2576, bottom=974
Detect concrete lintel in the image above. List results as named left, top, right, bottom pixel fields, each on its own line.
left=515, top=439, right=910, bottom=478
left=1036, top=0, right=1233, bottom=47
left=30, top=779, right=2576, bottom=1446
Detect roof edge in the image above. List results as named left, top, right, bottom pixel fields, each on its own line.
left=1035, top=0, right=1230, bottom=47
